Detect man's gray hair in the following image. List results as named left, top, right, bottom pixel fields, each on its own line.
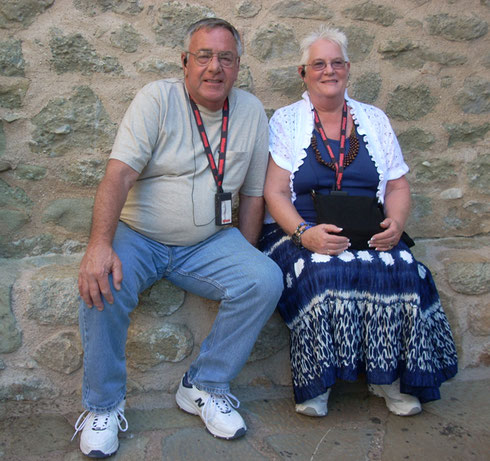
left=184, top=18, right=243, bottom=57
left=300, top=25, right=349, bottom=64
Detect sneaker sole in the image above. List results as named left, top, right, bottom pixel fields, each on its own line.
left=295, top=406, right=327, bottom=417
left=175, top=387, right=247, bottom=440
left=84, top=449, right=118, bottom=459
left=368, top=385, right=422, bottom=416
left=80, top=442, right=119, bottom=459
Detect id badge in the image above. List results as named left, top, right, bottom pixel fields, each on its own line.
left=215, top=192, right=232, bottom=226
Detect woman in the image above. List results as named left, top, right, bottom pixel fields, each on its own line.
left=260, top=26, right=457, bottom=417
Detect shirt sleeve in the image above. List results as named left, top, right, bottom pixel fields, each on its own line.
left=379, top=110, right=409, bottom=181
left=269, top=107, right=296, bottom=172
left=110, top=83, right=162, bottom=174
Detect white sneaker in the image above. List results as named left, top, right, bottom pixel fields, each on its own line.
left=175, top=374, right=247, bottom=439
left=72, top=400, right=128, bottom=458
left=295, top=389, right=331, bottom=417
left=368, top=379, right=422, bottom=416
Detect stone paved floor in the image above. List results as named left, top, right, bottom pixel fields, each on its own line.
left=0, top=378, right=489, bottom=460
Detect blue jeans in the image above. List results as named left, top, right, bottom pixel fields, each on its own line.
left=79, top=222, right=283, bottom=412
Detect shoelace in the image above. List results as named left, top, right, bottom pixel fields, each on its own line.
left=71, top=407, right=128, bottom=441
left=202, top=392, right=240, bottom=426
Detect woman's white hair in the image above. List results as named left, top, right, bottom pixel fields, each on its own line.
left=300, top=25, right=349, bottom=64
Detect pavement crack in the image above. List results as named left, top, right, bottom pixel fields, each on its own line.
left=310, top=428, right=332, bottom=461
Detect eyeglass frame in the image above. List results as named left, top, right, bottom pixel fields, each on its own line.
left=185, top=50, right=239, bottom=68
left=303, top=58, right=348, bottom=72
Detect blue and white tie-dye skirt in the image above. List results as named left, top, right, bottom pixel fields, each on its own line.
left=260, top=223, right=458, bottom=404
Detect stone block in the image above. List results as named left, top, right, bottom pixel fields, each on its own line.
left=446, top=260, right=490, bottom=295
left=0, top=0, right=54, bottom=29
left=138, top=279, right=185, bottom=317
left=14, top=164, right=47, bottom=181
left=397, top=128, right=435, bottom=154
left=236, top=64, right=254, bottom=94
left=378, top=40, right=466, bottom=69
left=30, top=86, right=116, bottom=156
left=25, top=264, right=80, bottom=326
left=42, top=197, right=94, bottom=234
left=344, top=1, right=399, bottom=26
left=0, top=38, right=25, bottom=77
left=0, top=414, right=72, bottom=458
left=267, top=66, right=303, bottom=98
left=236, top=0, right=261, bottom=18
left=0, top=234, right=57, bottom=258
left=0, top=77, right=29, bottom=109
left=386, top=84, right=436, bottom=120
left=126, top=323, right=193, bottom=371
left=134, top=59, right=182, bottom=77
left=49, top=28, right=123, bottom=75
left=445, top=122, right=490, bottom=147
left=0, top=282, right=21, bottom=353
left=162, top=427, right=268, bottom=460
left=110, top=23, right=141, bottom=53
left=0, top=372, right=57, bottom=401
left=0, top=122, right=5, bottom=156
left=73, top=0, right=143, bottom=16
left=455, top=77, right=490, bottom=114
left=440, top=188, right=463, bottom=200
left=248, top=312, right=289, bottom=362
left=273, top=0, right=333, bottom=19
left=0, top=209, right=29, bottom=236
left=427, top=13, right=488, bottom=41
left=468, top=302, right=490, bottom=336
left=32, top=330, right=82, bottom=374
left=342, top=26, right=375, bottom=63
left=63, top=158, right=105, bottom=187
left=467, top=153, right=490, bottom=195
left=250, top=23, right=299, bottom=62
left=352, top=72, right=381, bottom=104
left=152, top=2, right=215, bottom=48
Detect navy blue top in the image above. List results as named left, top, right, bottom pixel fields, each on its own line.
left=293, top=127, right=380, bottom=222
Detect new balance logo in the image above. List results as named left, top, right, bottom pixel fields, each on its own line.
left=195, top=398, right=205, bottom=408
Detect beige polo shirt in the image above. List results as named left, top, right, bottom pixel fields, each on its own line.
left=110, top=79, right=269, bottom=246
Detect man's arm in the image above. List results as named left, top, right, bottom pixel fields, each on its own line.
left=237, top=193, right=265, bottom=247
left=78, top=159, right=140, bottom=310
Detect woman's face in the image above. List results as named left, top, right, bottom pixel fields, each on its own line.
left=300, top=39, right=350, bottom=103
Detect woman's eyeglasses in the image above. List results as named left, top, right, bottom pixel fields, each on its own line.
left=304, top=59, right=347, bottom=72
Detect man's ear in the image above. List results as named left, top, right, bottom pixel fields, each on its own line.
left=181, top=52, right=188, bottom=68
left=298, top=66, right=306, bottom=78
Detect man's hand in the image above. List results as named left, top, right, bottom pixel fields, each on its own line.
left=78, top=243, right=123, bottom=311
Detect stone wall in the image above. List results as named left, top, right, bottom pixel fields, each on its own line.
left=0, top=0, right=488, bottom=411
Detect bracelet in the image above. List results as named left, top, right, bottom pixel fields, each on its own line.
left=291, top=222, right=311, bottom=248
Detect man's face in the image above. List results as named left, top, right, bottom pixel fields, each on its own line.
left=182, top=27, right=240, bottom=111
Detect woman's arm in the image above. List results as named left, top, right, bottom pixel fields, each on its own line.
left=264, top=158, right=349, bottom=255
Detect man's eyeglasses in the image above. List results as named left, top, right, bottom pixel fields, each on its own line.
left=186, top=51, right=237, bottom=68
left=304, top=58, right=347, bottom=72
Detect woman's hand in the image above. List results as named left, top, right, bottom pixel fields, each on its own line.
left=368, top=217, right=403, bottom=251
left=369, top=176, right=411, bottom=251
left=301, top=224, right=350, bottom=255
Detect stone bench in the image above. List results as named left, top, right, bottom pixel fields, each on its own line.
left=0, top=254, right=290, bottom=411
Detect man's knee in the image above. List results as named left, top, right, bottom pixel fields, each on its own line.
left=252, top=255, right=284, bottom=303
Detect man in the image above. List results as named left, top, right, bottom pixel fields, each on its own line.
left=73, top=18, right=283, bottom=458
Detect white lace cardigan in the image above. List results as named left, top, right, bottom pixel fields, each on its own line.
left=265, top=92, right=409, bottom=224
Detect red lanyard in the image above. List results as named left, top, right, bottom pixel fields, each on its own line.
left=189, top=97, right=229, bottom=193
left=313, top=101, right=348, bottom=191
